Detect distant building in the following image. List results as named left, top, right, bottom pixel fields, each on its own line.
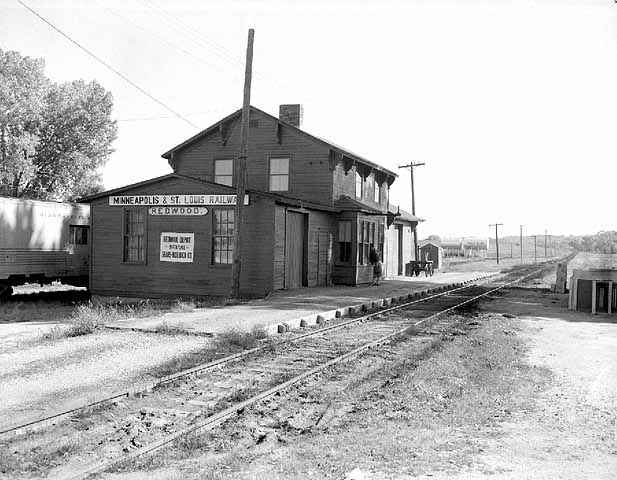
left=441, top=236, right=489, bottom=258
left=419, top=240, right=443, bottom=269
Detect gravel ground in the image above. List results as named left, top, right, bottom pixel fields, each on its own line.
left=0, top=330, right=211, bottom=427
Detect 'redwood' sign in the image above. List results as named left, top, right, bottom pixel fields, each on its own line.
left=109, top=194, right=249, bottom=206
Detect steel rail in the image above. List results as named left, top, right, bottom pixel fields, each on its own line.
left=0, top=274, right=499, bottom=437
left=66, top=267, right=542, bottom=480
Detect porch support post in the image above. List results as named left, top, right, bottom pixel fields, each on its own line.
left=591, top=280, right=597, bottom=314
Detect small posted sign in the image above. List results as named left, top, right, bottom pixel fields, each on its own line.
left=160, top=232, right=194, bottom=263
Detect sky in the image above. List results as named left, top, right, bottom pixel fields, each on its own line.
left=1, top=0, right=616, bottom=238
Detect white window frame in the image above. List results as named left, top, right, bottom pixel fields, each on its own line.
left=269, top=157, right=290, bottom=192
left=214, top=159, right=234, bottom=186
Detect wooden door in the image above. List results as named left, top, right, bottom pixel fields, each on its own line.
left=285, top=211, right=306, bottom=289
left=387, top=226, right=399, bottom=278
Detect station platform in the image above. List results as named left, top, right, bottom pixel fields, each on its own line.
left=107, top=270, right=493, bottom=336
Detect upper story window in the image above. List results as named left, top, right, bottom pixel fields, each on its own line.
left=355, top=171, right=363, bottom=199
left=269, top=157, right=289, bottom=192
left=374, top=182, right=381, bottom=204
left=123, top=209, right=146, bottom=263
left=214, top=159, right=233, bottom=186
left=69, top=225, right=89, bottom=245
left=365, top=175, right=375, bottom=202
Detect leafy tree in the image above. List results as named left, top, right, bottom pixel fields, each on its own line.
left=0, top=49, right=48, bottom=194
left=0, top=48, right=117, bottom=200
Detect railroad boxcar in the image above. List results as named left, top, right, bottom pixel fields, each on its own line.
left=0, top=196, right=90, bottom=296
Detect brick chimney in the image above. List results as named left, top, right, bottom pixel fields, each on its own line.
left=279, top=104, right=303, bottom=128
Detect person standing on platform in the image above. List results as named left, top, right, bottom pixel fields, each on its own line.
left=369, top=247, right=382, bottom=286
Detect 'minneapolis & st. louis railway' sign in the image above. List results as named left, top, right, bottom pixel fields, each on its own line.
left=109, top=194, right=249, bottom=206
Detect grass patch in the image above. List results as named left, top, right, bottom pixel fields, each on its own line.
left=0, top=435, right=82, bottom=475
left=148, top=324, right=271, bottom=378
left=153, top=321, right=192, bottom=335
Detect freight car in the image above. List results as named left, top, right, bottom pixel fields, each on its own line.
left=0, top=196, right=90, bottom=297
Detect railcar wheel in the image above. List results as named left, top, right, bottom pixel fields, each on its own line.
left=0, top=285, right=13, bottom=300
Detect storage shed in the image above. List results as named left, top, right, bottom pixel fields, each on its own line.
left=568, top=269, right=617, bottom=314
left=419, top=241, right=443, bottom=269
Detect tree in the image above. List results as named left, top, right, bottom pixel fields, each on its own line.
left=0, top=48, right=48, bottom=195
left=26, top=80, right=117, bottom=200
left=0, top=48, right=117, bottom=200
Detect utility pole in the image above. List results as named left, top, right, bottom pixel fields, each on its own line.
left=510, top=242, right=513, bottom=259
left=520, top=224, right=524, bottom=264
left=231, top=28, right=254, bottom=298
left=398, top=162, right=425, bottom=260
left=544, top=229, right=548, bottom=258
left=532, top=235, right=537, bottom=264
left=489, top=223, right=503, bottom=264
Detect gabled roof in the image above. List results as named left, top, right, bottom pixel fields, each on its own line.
left=76, top=173, right=236, bottom=202
left=161, top=105, right=398, bottom=180
left=78, top=173, right=336, bottom=212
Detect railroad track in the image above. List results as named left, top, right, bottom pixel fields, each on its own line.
left=1, top=265, right=553, bottom=479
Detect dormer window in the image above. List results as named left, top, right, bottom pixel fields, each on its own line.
left=355, top=171, right=363, bottom=199
left=269, top=157, right=289, bottom=191
left=375, top=182, right=381, bottom=204
left=214, top=159, right=233, bottom=186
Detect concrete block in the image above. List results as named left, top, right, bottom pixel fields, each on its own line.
left=382, top=298, right=391, bottom=306
left=316, top=315, right=327, bottom=324
left=335, top=309, right=343, bottom=318
left=277, top=324, right=288, bottom=334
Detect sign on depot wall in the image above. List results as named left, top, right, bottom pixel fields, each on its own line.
left=109, top=194, right=249, bottom=206
left=160, top=232, right=194, bottom=262
left=149, top=206, right=208, bottom=216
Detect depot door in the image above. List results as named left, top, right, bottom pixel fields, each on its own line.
left=285, top=211, right=306, bottom=289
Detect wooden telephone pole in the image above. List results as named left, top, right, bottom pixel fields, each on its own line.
left=398, top=162, right=424, bottom=260
left=489, top=223, right=503, bottom=264
left=231, top=28, right=254, bottom=298
left=520, top=224, right=524, bottom=264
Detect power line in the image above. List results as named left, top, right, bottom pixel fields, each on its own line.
left=92, top=0, right=244, bottom=86
left=16, top=0, right=199, bottom=129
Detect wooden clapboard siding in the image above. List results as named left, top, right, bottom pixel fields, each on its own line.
left=174, top=109, right=334, bottom=206
left=89, top=176, right=275, bottom=298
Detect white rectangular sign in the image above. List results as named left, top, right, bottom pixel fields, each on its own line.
left=109, top=194, right=249, bottom=206
left=160, top=232, right=194, bottom=263
left=149, top=206, right=209, bottom=216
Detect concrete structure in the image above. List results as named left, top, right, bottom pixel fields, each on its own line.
left=419, top=241, right=443, bottom=269
left=569, top=268, right=617, bottom=313
left=80, top=105, right=421, bottom=298
left=0, top=196, right=90, bottom=290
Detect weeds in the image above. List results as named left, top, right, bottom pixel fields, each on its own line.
left=153, top=321, right=191, bottom=335
left=215, top=324, right=268, bottom=351
left=149, top=324, right=270, bottom=378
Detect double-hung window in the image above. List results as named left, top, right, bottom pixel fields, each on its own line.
left=269, top=157, right=289, bottom=192
left=212, top=209, right=234, bottom=264
left=374, top=182, right=381, bottom=204
left=338, top=220, right=352, bottom=262
left=355, top=171, right=363, bottom=199
left=214, top=159, right=233, bottom=186
left=365, top=175, right=375, bottom=202
left=123, top=209, right=146, bottom=263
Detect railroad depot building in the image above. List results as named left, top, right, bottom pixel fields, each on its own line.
left=80, top=105, right=421, bottom=298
